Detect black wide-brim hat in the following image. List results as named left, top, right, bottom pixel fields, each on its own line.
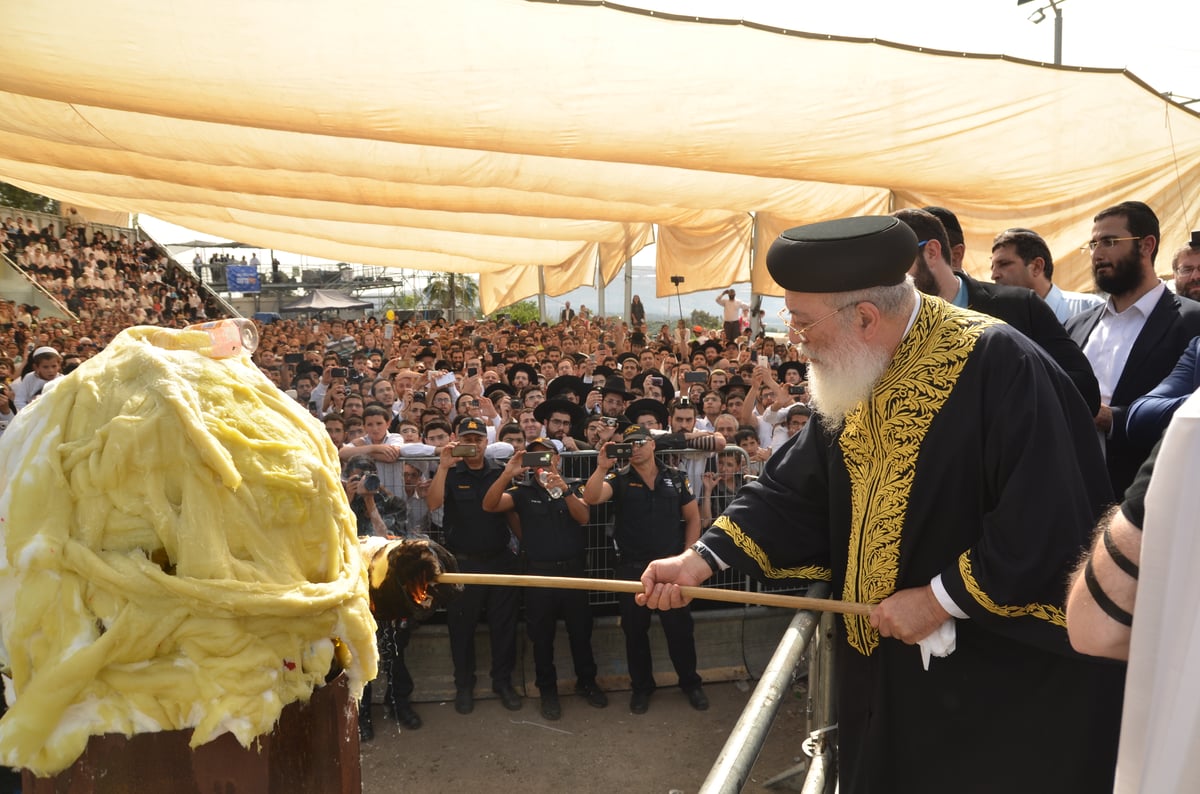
left=599, top=384, right=635, bottom=401
left=533, top=398, right=587, bottom=430
left=483, top=382, right=517, bottom=400
left=766, top=216, right=917, bottom=293
left=631, top=370, right=675, bottom=403
left=624, top=398, right=668, bottom=429
left=592, top=364, right=618, bottom=381
left=777, top=361, right=807, bottom=382
left=615, top=351, right=639, bottom=366
left=507, top=362, right=539, bottom=386
left=719, top=375, right=750, bottom=397
left=547, top=375, right=589, bottom=402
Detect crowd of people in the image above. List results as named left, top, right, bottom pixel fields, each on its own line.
left=5, top=200, right=1200, bottom=790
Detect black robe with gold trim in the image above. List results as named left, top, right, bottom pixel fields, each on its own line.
left=705, top=297, right=1124, bottom=794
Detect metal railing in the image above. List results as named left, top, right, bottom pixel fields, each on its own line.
left=700, top=582, right=828, bottom=792
left=700, top=598, right=838, bottom=794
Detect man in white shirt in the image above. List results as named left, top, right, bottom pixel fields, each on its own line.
left=714, top=289, right=749, bottom=345
left=989, top=227, right=1103, bottom=324
left=1066, top=201, right=1200, bottom=499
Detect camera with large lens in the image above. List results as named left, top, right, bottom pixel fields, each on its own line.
left=361, top=474, right=381, bottom=493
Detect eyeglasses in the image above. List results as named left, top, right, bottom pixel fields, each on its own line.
left=1175, top=265, right=1200, bottom=278
left=1080, top=236, right=1141, bottom=253
left=777, top=303, right=854, bottom=342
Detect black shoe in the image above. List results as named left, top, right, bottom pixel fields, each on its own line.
left=539, top=692, right=562, bottom=721
left=685, top=687, right=709, bottom=712
left=629, top=691, right=651, bottom=715
left=574, top=682, right=608, bottom=709
left=396, top=702, right=423, bottom=730
left=493, top=683, right=523, bottom=711
left=454, top=688, right=474, bottom=715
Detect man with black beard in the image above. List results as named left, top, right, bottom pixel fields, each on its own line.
left=893, top=208, right=1099, bottom=416
left=1066, top=201, right=1200, bottom=499
left=1170, top=232, right=1200, bottom=301
left=636, top=216, right=1125, bottom=794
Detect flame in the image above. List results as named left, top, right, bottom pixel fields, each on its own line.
left=409, top=575, right=430, bottom=607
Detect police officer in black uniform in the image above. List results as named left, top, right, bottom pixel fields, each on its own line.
left=582, top=424, right=708, bottom=715
left=426, top=417, right=521, bottom=715
left=482, top=437, right=609, bottom=721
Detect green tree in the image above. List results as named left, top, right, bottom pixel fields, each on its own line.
left=490, top=300, right=539, bottom=324
left=382, top=293, right=422, bottom=312
left=423, top=274, right=479, bottom=320
left=689, top=309, right=720, bottom=330
left=0, top=183, right=58, bottom=214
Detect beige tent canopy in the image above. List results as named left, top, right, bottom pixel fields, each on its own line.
left=2, top=0, right=1198, bottom=312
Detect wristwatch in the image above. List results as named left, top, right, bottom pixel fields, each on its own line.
left=690, top=541, right=721, bottom=574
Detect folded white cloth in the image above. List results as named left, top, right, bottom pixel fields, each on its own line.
left=917, top=619, right=957, bottom=670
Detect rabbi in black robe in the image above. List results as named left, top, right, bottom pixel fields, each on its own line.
left=637, top=217, right=1124, bottom=794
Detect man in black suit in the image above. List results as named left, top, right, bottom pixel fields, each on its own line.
left=893, top=209, right=1100, bottom=416
left=1066, top=201, right=1200, bottom=499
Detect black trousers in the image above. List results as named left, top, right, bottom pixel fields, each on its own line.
left=445, top=551, right=520, bottom=691
left=723, top=320, right=739, bottom=345
left=361, top=619, right=412, bottom=715
left=524, top=560, right=598, bottom=693
left=380, top=619, right=413, bottom=704
left=615, top=561, right=702, bottom=695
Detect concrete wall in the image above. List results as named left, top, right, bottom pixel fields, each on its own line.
left=384, top=606, right=797, bottom=704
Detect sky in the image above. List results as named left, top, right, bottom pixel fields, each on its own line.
left=138, top=0, right=1200, bottom=326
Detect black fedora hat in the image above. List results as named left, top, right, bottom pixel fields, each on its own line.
left=777, top=361, right=806, bottom=383
left=625, top=398, right=668, bottom=430
left=592, top=364, right=618, bottom=382
left=533, top=398, right=587, bottom=430
left=547, top=375, right=589, bottom=403
left=719, top=375, right=750, bottom=397
left=599, top=384, right=635, bottom=401
left=483, top=382, right=517, bottom=400
left=507, top=362, right=539, bottom=387
left=631, top=370, right=675, bottom=403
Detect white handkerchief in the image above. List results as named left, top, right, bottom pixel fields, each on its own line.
left=917, top=619, right=957, bottom=671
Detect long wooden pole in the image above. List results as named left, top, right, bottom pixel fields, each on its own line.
left=436, top=572, right=872, bottom=617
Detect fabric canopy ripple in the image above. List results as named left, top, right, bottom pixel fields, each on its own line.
left=1, top=0, right=1198, bottom=312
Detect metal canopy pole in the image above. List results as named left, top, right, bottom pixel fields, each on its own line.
left=537, top=266, right=547, bottom=323
left=595, top=249, right=606, bottom=318
left=623, top=257, right=633, bottom=322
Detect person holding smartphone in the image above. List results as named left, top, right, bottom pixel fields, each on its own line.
left=481, top=439, right=608, bottom=721
left=582, top=425, right=707, bottom=716
left=425, top=417, right=521, bottom=716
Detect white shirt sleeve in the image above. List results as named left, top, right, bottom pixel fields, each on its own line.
left=930, top=574, right=969, bottom=619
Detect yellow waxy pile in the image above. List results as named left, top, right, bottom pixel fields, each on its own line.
left=0, top=325, right=378, bottom=776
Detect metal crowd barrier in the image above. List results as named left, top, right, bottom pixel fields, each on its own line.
left=699, top=583, right=834, bottom=794
left=371, top=445, right=807, bottom=608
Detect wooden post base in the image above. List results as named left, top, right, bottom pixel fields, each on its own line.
left=22, top=674, right=360, bottom=794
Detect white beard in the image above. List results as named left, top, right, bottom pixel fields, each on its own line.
left=802, top=333, right=892, bottom=434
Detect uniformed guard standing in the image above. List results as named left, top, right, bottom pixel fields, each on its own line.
left=481, top=437, right=609, bottom=721
left=426, top=417, right=522, bottom=715
left=582, top=425, right=708, bottom=715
